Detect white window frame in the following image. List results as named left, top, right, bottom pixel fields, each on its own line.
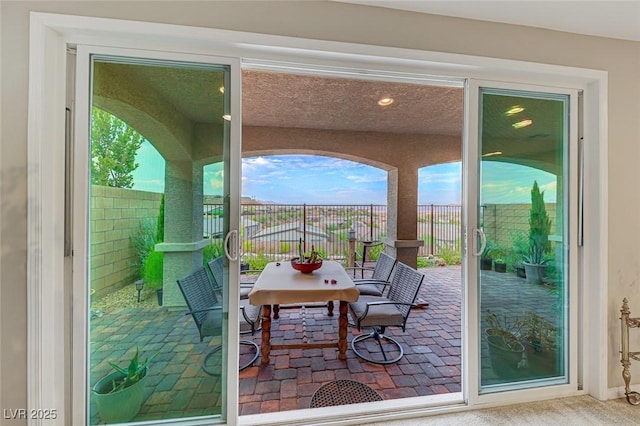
left=27, top=11, right=608, bottom=426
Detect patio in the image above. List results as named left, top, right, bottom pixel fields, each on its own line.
left=89, top=265, right=557, bottom=424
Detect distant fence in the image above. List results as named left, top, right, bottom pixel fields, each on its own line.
left=206, top=203, right=464, bottom=260
left=91, top=187, right=557, bottom=297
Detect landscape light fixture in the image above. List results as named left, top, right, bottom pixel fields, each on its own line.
left=135, top=279, right=144, bottom=303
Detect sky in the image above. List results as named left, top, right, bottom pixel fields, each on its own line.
left=131, top=142, right=556, bottom=204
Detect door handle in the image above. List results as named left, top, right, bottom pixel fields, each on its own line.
left=472, top=228, right=487, bottom=257
left=223, top=229, right=238, bottom=261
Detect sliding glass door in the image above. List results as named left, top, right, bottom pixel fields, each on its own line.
left=469, top=83, right=577, bottom=394
left=76, top=47, right=241, bottom=424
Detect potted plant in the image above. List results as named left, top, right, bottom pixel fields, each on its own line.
left=494, top=258, right=507, bottom=273
left=523, top=181, right=552, bottom=284
left=480, top=238, right=496, bottom=271
left=92, top=348, right=158, bottom=424
left=514, top=262, right=526, bottom=278
left=519, top=310, right=560, bottom=377
left=484, top=310, right=526, bottom=378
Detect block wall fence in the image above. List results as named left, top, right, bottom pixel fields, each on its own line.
left=90, top=185, right=162, bottom=298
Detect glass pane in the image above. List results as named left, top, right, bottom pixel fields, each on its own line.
left=88, top=57, right=230, bottom=424
left=478, top=89, right=568, bottom=391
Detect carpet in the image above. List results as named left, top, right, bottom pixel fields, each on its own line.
left=368, top=396, right=640, bottom=425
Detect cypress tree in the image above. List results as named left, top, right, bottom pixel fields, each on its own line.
left=528, top=181, right=551, bottom=262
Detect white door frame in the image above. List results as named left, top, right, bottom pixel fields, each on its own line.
left=27, top=11, right=608, bottom=426
left=464, top=80, right=581, bottom=407
left=72, top=44, right=243, bottom=425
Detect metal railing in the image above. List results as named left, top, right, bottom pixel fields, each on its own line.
left=204, top=203, right=462, bottom=262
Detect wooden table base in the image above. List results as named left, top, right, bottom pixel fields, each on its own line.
left=260, top=301, right=348, bottom=364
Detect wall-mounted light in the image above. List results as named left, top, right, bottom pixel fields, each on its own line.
left=512, top=119, right=532, bottom=129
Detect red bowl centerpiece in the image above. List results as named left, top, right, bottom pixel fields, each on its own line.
left=291, top=257, right=323, bottom=273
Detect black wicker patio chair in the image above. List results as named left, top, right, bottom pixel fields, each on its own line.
left=206, top=256, right=262, bottom=369
left=348, top=262, right=425, bottom=364
left=344, top=252, right=397, bottom=297
left=208, top=256, right=257, bottom=300
left=177, top=265, right=260, bottom=374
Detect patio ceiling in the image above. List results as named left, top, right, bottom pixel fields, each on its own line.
left=242, top=70, right=464, bottom=136
left=98, top=64, right=562, bottom=174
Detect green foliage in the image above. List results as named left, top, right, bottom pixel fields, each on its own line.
left=156, top=194, right=165, bottom=243
left=315, top=246, right=328, bottom=259
left=143, top=250, right=164, bottom=290
left=203, top=239, right=224, bottom=264
left=130, top=218, right=157, bottom=279
left=437, top=244, right=462, bottom=265
left=245, top=253, right=270, bottom=271
left=242, top=240, right=254, bottom=252
left=101, top=348, right=158, bottom=394
left=91, top=107, right=145, bottom=188
left=279, top=242, right=290, bottom=254
left=482, top=238, right=497, bottom=259
left=417, top=257, right=437, bottom=268
left=368, top=243, right=384, bottom=261
left=505, top=232, right=529, bottom=268
left=527, top=180, right=552, bottom=264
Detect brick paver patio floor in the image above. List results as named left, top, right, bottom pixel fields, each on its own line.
left=89, top=265, right=557, bottom=423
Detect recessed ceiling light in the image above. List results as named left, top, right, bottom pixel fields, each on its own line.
left=222, top=114, right=231, bottom=121
left=377, top=97, right=394, bottom=106
left=505, top=105, right=524, bottom=116
left=482, top=151, right=503, bottom=157
left=219, top=86, right=225, bottom=94
left=512, top=119, right=532, bottom=129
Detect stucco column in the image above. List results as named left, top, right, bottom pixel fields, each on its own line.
left=385, top=168, right=423, bottom=268
left=155, top=160, right=208, bottom=307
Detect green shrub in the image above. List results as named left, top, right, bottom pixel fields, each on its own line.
left=245, top=253, right=270, bottom=271
left=156, top=194, right=164, bottom=243
left=368, top=243, right=384, bottom=261
left=417, top=257, right=437, bottom=268
left=143, top=249, right=164, bottom=290
left=316, top=247, right=328, bottom=259
left=203, top=239, right=224, bottom=264
left=437, top=245, right=462, bottom=266
left=243, top=240, right=254, bottom=252
left=130, top=218, right=157, bottom=279
left=279, top=242, right=290, bottom=254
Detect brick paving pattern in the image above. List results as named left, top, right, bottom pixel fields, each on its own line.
left=89, top=265, right=557, bottom=422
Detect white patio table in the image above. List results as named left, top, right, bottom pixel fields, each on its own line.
left=248, top=260, right=359, bottom=365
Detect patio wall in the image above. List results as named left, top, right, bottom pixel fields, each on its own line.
left=91, top=185, right=162, bottom=297
left=482, top=203, right=557, bottom=248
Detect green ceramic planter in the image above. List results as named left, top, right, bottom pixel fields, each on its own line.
left=92, top=368, right=147, bottom=424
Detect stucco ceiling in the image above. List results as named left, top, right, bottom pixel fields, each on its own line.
left=242, top=70, right=464, bottom=136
